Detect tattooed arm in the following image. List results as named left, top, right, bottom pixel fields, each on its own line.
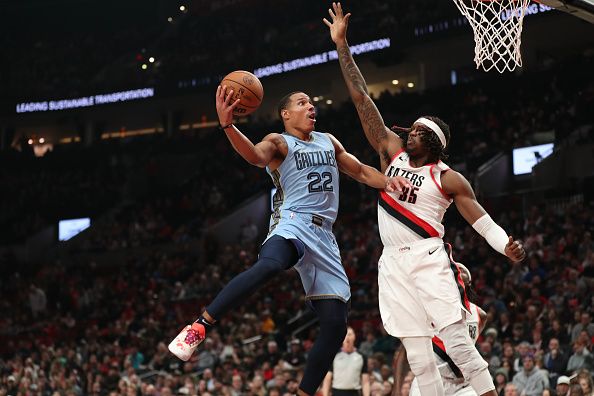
left=323, top=2, right=402, bottom=170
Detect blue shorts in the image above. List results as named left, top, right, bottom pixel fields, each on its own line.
left=264, top=210, right=351, bottom=302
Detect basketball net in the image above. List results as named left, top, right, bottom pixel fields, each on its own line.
left=452, top=0, right=531, bottom=73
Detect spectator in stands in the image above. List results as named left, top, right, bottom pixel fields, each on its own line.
left=544, top=338, right=569, bottom=385
left=504, top=383, right=519, bottom=396
left=556, top=376, right=571, bottom=396
left=571, top=313, right=594, bottom=344
left=512, top=354, right=549, bottom=396
left=577, top=371, right=593, bottom=396
left=567, top=342, right=594, bottom=373
left=494, top=368, right=509, bottom=396
left=284, top=339, right=306, bottom=369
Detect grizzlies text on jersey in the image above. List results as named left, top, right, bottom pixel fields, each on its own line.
left=265, top=131, right=350, bottom=302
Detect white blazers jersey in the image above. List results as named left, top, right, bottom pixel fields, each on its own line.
left=378, top=148, right=453, bottom=246
left=432, top=302, right=482, bottom=381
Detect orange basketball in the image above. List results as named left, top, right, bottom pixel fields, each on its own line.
left=220, top=70, right=264, bottom=116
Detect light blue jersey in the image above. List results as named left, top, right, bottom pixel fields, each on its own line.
left=265, top=131, right=350, bottom=302
left=268, top=131, right=339, bottom=226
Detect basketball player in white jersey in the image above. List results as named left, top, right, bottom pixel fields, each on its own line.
left=324, top=4, right=525, bottom=396
left=394, top=259, right=487, bottom=396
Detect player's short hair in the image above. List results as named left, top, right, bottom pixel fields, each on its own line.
left=277, top=91, right=303, bottom=120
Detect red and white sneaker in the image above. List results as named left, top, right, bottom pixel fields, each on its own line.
left=168, top=323, right=206, bottom=361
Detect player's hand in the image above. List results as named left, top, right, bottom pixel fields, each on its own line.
left=385, top=176, right=412, bottom=193
left=215, top=85, right=241, bottom=127
left=323, top=2, right=351, bottom=45
left=505, top=236, right=526, bottom=262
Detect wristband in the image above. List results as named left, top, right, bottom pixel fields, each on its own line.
left=219, top=123, right=234, bottom=131
left=472, top=213, right=508, bottom=255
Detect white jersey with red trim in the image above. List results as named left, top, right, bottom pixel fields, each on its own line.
left=378, top=149, right=453, bottom=246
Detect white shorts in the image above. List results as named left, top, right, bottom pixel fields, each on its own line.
left=410, top=377, right=478, bottom=396
left=378, top=238, right=468, bottom=338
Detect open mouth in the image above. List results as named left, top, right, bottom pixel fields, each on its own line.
left=308, top=113, right=316, bottom=121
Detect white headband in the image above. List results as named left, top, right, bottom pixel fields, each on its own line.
left=415, top=117, right=447, bottom=148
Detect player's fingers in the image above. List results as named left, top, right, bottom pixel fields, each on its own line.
left=344, top=13, right=351, bottom=24
left=216, top=85, right=221, bottom=98
left=336, top=2, right=343, bottom=16
left=322, top=18, right=331, bottom=27
left=230, top=98, right=241, bottom=110
left=328, top=7, right=336, bottom=19
left=225, top=89, right=234, bottom=105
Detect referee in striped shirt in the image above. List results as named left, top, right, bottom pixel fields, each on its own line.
left=322, top=327, right=371, bottom=396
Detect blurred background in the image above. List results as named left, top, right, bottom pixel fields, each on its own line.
left=0, top=0, right=593, bottom=395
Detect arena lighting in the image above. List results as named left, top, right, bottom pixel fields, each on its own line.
left=167, top=16, right=173, bottom=22
left=39, top=138, right=45, bottom=144
left=313, top=96, right=320, bottom=102
left=149, top=57, right=155, bottom=63
left=141, top=64, right=148, bottom=70
left=179, top=5, right=186, bottom=11
left=28, top=139, right=33, bottom=145
left=407, top=82, right=415, bottom=88
left=392, top=79, right=399, bottom=85
left=16, top=87, right=155, bottom=113
left=326, top=99, right=333, bottom=105
left=254, top=38, right=391, bottom=78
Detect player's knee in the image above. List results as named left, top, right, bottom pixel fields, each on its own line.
left=440, top=321, right=488, bottom=377
left=258, top=236, right=299, bottom=270
left=401, top=340, right=432, bottom=377
left=469, top=368, right=495, bottom=394
left=406, top=348, right=435, bottom=377
left=254, top=256, right=287, bottom=276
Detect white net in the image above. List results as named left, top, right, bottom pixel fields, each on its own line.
left=452, top=0, right=531, bottom=73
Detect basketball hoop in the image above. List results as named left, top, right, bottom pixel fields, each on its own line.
left=452, top=0, right=531, bottom=73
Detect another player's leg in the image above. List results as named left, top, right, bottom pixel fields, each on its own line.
left=439, top=321, right=495, bottom=396
left=298, top=298, right=348, bottom=396
left=401, top=337, right=445, bottom=396
left=168, top=235, right=300, bottom=360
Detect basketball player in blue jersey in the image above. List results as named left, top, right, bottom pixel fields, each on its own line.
left=168, top=85, right=410, bottom=396
left=324, top=3, right=525, bottom=396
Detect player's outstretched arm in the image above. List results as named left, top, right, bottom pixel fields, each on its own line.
left=441, top=170, right=526, bottom=262
left=216, top=85, right=280, bottom=168
left=329, top=134, right=410, bottom=191
left=323, top=2, right=402, bottom=168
